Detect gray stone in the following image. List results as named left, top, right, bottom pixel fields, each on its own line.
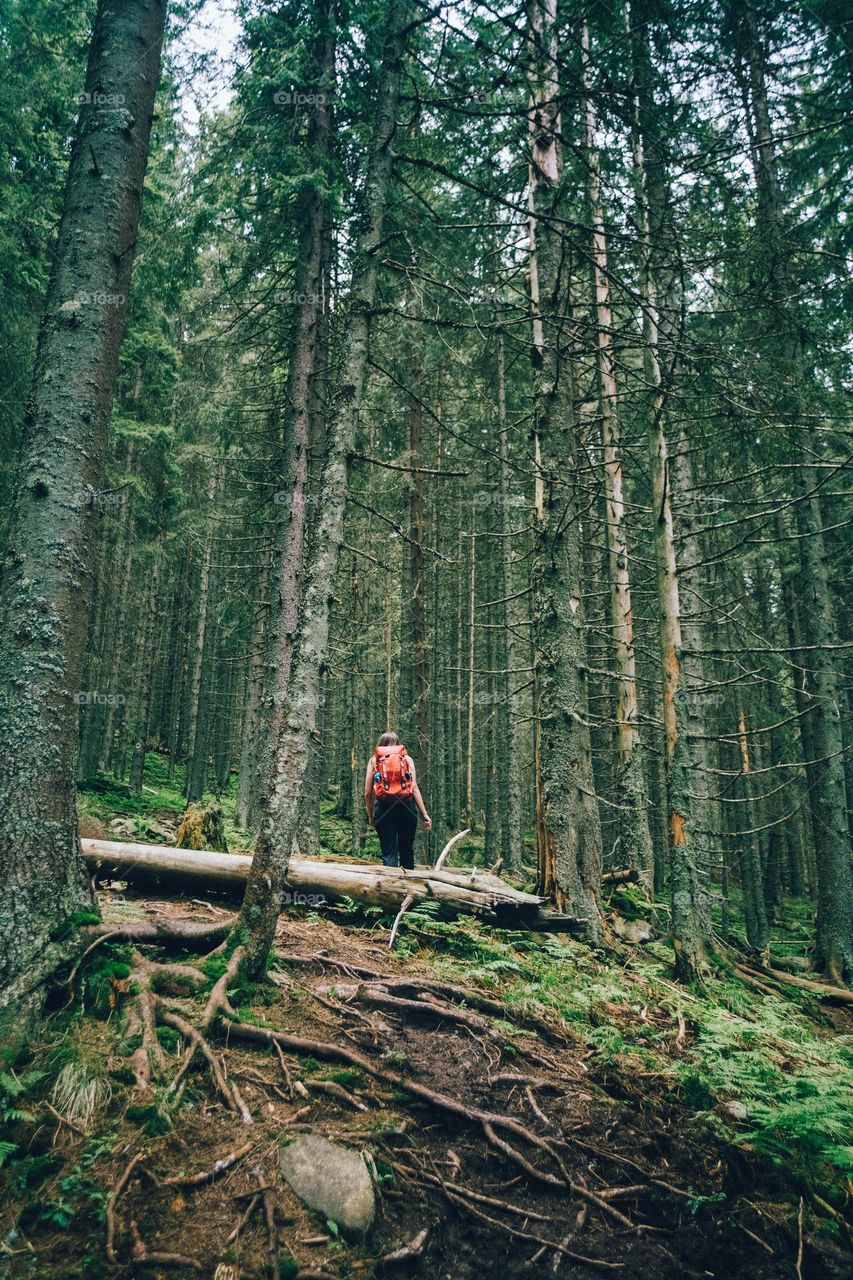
left=612, top=913, right=652, bottom=944
left=279, top=1134, right=375, bottom=1239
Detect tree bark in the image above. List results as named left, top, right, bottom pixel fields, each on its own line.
left=527, top=0, right=603, bottom=940
left=80, top=837, right=551, bottom=922
left=582, top=23, right=654, bottom=895
left=0, top=0, right=166, bottom=1022
left=629, top=0, right=707, bottom=980
left=233, top=0, right=412, bottom=974
left=734, top=0, right=852, bottom=980
left=496, top=335, right=525, bottom=874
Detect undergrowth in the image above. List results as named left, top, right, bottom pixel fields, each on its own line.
left=68, top=769, right=852, bottom=1219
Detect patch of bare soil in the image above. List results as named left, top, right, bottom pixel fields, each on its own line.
left=2, top=897, right=850, bottom=1280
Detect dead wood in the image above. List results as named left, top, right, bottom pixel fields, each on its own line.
left=163, top=1141, right=253, bottom=1188
left=381, top=1227, right=429, bottom=1264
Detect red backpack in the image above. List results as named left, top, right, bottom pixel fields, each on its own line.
left=373, top=745, right=414, bottom=798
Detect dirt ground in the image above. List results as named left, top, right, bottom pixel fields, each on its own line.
left=2, top=894, right=850, bottom=1280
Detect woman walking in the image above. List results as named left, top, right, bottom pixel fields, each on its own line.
left=364, top=732, right=431, bottom=869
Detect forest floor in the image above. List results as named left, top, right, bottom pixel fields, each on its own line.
left=1, top=763, right=851, bottom=1280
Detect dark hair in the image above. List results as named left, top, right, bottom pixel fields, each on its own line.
left=377, top=731, right=400, bottom=747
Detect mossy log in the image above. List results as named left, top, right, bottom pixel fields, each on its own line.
left=79, top=838, right=582, bottom=930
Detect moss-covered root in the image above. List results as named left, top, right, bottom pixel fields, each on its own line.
left=124, top=952, right=206, bottom=1089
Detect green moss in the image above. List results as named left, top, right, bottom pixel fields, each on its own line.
left=125, top=1103, right=171, bottom=1136
left=323, top=1068, right=363, bottom=1087
left=155, top=1025, right=181, bottom=1052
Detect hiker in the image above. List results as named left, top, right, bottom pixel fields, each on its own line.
left=364, top=731, right=431, bottom=870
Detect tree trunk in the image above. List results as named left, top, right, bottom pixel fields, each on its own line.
left=185, top=461, right=220, bottom=802
left=629, top=0, right=706, bottom=980
left=80, top=838, right=550, bottom=923
left=734, top=0, right=852, bottom=980
left=582, top=22, right=654, bottom=895
left=233, top=0, right=412, bottom=975
left=130, top=537, right=162, bottom=793
left=527, top=0, right=603, bottom=940
left=496, top=334, right=525, bottom=874
left=0, top=0, right=166, bottom=1022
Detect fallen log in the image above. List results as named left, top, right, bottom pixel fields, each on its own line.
left=80, top=838, right=575, bottom=929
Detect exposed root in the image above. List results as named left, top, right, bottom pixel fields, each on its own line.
left=277, top=953, right=574, bottom=1054
left=381, top=1227, right=429, bottom=1264
left=355, top=983, right=510, bottom=1045
left=161, top=1008, right=252, bottom=1123
left=735, top=961, right=853, bottom=1004
left=83, top=919, right=231, bottom=948
left=200, top=945, right=245, bottom=1030
left=106, top=1152, right=145, bottom=1263
left=128, top=1218, right=204, bottom=1272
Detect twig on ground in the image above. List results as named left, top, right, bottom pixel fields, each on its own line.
left=45, top=1100, right=87, bottom=1137
left=128, top=1219, right=203, bottom=1271
left=106, top=1152, right=144, bottom=1263
left=388, top=894, right=414, bottom=949
left=226, top=1193, right=260, bottom=1244
left=255, top=1170, right=279, bottom=1264
left=525, top=1085, right=551, bottom=1126
left=381, top=1227, right=429, bottom=1265
left=164, top=1141, right=253, bottom=1188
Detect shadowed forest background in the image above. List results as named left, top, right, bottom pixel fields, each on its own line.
left=0, top=0, right=851, bottom=1275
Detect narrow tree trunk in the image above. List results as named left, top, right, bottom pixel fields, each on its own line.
left=186, top=462, right=220, bottom=802
left=495, top=334, right=525, bottom=874
left=465, top=510, right=476, bottom=828
left=583, top=23, right=653, bottom=894
left=527, top=0, right=603, bottom=940
left=737, top=707, right=769, bottom=956
left=630, top=0, right=706, bottom=979
left=236, top=540, right=272, bottom=829
left=234, top=0, right=412, bottom=974
left=130, top=537, right=163, bottom=793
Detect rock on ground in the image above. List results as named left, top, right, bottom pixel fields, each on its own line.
left=279, top=1133, right=376, bottom=1239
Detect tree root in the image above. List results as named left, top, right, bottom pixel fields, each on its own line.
left=276, top=952, right=572, bottom=1047
left=161, top=1008, right=252, bottom=1123
left=381, top=1227, right=429, bottom=1264
left=106, top=1153, right=145, bottom=1263
left=83, top=919, right=231, bottom=948
left=421, top=1163, right=625, bottom=1269
left=735, top=961, right=852, bottom=1004
left=129, top=1219, right=203, bottom=1272
left=215, top=1019, right=607, bottom=1196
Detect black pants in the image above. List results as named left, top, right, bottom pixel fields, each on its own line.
left=374, top=798, right=418, bottom=869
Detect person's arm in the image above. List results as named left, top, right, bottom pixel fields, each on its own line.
left=364, top=756, right=375, bottom=826
left=408, top=759, right=432, bottom=830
